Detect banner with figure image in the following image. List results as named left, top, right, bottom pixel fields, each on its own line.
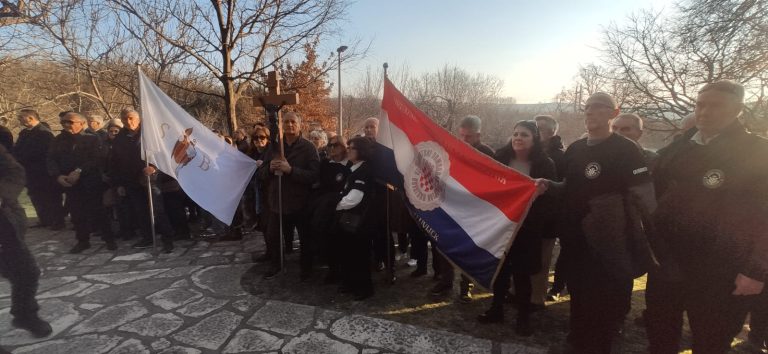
left=138, top=70, right=257, bottom=225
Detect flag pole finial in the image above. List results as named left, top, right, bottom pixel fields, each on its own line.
left=383, top=62, right=389, bottom=79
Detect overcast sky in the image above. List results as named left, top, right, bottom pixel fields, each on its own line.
left=330, top=0, right=674, bottom=103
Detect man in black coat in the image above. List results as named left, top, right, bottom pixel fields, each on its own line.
left=0, top=124, right=12, bottom=151
left=13, top=109, right=65, bottom=230
left=258, top=112, right=319, bottom=280
left=0, top=144, right=52, bottom=338
left=108, top=108, right=175, bottom=252
left=48, top=112, right=116, bottom=253
left=646, top=80, right=767, bottom=354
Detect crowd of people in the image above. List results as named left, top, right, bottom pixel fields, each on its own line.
left=0, top=80, right=765, bottom=353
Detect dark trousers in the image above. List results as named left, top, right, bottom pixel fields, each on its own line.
left=340, top=227, right=373, bottom=295
left=434, top=252, right=473, bottom=292
left=26, top=178, right=64, bottom=227
left=114, top=193, right=137, bottom=237
left=162, top=190, right=190, bottom=238
left=646, top=270, right=757, bottom=354
left=750, top=291, right=768, bottom=343
left=125, top=184, right=174, bottom=244
left=492, top=255, right=533, bottom=317
left=551, top=241, right=569, bottom=293
left=0, top=211, right=40, bottom=320
left=265, top=211, right=310, bottom=271
left=566, top=244, right=633, bottom=354
left=409, top=224, right=440, bottom=275
left=67, top=187, right=114, bottom=243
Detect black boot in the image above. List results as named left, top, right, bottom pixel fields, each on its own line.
left=477, top=304, right=504, bottom=324
left=69, top=242, right=91, bottom=254
left=12, top=315, right=53, bottom=338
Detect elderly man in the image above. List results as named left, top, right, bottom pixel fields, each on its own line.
left=536, top=92, right=656, bottom=353
left=13, top=109, right=64, bottom=230
left=108, top=108, right=175, bottom=252
left=611, top=113, right=659, bottom=170
left=258, top=112, right=319, bottom=280
left=86, top=114, right=108, bottom=142
left=646, top=80, right=768, bottom=354
left=48, top=112, right=116, bottom=253
left=0, top=144, right=52, bottom=338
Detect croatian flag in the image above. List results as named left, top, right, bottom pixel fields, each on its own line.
left=139, top=70, right=258, bottom=225
left=378, top=78, right=537, bottom=289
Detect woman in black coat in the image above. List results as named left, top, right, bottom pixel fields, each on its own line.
left=335, top=136, right=377, bottom=301
left=477, top=120, right=557, bottom=336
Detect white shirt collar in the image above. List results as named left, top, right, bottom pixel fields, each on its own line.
left=690, top=131, right=719, bottom=145
left=350, top=161, right=364, bottom=172
left=330, top=158, right=348, bottom=165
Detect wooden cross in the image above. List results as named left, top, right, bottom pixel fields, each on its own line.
left=254, top=71, right=299, bottom=159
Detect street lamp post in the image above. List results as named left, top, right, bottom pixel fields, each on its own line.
left=336, top=45, right=348, bottom=137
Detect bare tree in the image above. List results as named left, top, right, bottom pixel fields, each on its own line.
left=111, top=0, right=349, bottom=134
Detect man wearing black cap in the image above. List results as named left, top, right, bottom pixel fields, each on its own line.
left=536, top=92, right=656, bottom=353
left=646, top=80, right=767, bottom=354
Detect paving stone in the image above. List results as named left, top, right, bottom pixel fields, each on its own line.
left=112, top=252, right=153, bottom=261
left=194, top=256, right=231, bottom=266
left=231, top=296, right=265, bottom=313
left=75, top=284, right=111, bottom=298
left=0, top=281, right=11, bottom=298
left=147, top=288, right=203, bottom=311
left=80, top=303, right=105, bottom=310
left=38, top=280, right=92, bottom=299
left=69, top=301, right=148, bottom=335
left=282, top=331, right=358, bottom=354
left=94, top=264, right=131, bottom=273
left=12, top=334, right=122, bottom=354
left=43, top=266, right=94, bottom=277
left=233, top=253, right=251, bottom=263
left=37, top=276, right=78, bottom=292
left=119, top=313, right=184, bottom=337
left=155, top=265, right=203, bottom=278
left=176, top=297, right=229, bottom=317
left=222, top=329, right=284, bottom=353
left=247, top=300, right=315, bottom=336
left=157, top=346, right=202, bottom=354
left=79, top=278, right=176, bottom=304
left=172, top=310, right=243, bottom=350
left=501, top=342, right=548, bottom=354
left=191, top=264, right=252, bottom=296
left=109, top=338, right=150, bottom=354
left=170, top=279, right=189, bottom=288
left=0, top=299, right=82, bottom=346
left=150, top=338, right=172, bottom=351
left=362, top=349, right=381, bottom=354
left=136, top=261, right=157, bottom=268
left=199, top=251, right=221, bottom=257
left=330, top=315, right=493, bottom=354
left=83, top=269, right=169, bottom=285
left=80, top=253, right=114, bottom=266
left=315, top=309, right=344, bottom=330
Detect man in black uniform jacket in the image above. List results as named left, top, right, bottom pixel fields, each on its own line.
left=13, top=109, right=64, bottom=230
left=48, top=112, right=116, bottom=253
left=108, top=108, right=175, bottom=252
left=259, top=112, right=319, bottom=280
left=0, top=144, right=52, bottom=338
left=537, top=92, right=656, bottom=353
left=646, top=80, right=767, bottom=354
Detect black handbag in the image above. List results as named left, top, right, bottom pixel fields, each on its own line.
left=338, top=211, right=363, bottom=234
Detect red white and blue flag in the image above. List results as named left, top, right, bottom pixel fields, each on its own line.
left=378, top=78, right=537, bottom=289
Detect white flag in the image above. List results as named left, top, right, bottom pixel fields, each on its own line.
left=138, top=70, right=257, bottom=225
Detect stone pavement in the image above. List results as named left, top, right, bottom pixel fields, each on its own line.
left=0, top=227, right=547, bottom=354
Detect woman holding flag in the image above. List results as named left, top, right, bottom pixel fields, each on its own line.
left=477, top=120, right=557, bottom=336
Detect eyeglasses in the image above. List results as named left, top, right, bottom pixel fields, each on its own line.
left=254, top=136, right=268, bottom=140
left=60, top=120, right=82, bottom=125
left=328, top=142, right=341, bottom=147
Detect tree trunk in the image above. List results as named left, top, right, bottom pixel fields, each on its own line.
left=221, top=45, right=238, bottom=135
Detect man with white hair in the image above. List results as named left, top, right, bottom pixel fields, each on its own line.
left=86, top=114, right=108, bottom=142
left=48, top=112, right=116, bottom=253
left=611, top=113, right=659, bottom=170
